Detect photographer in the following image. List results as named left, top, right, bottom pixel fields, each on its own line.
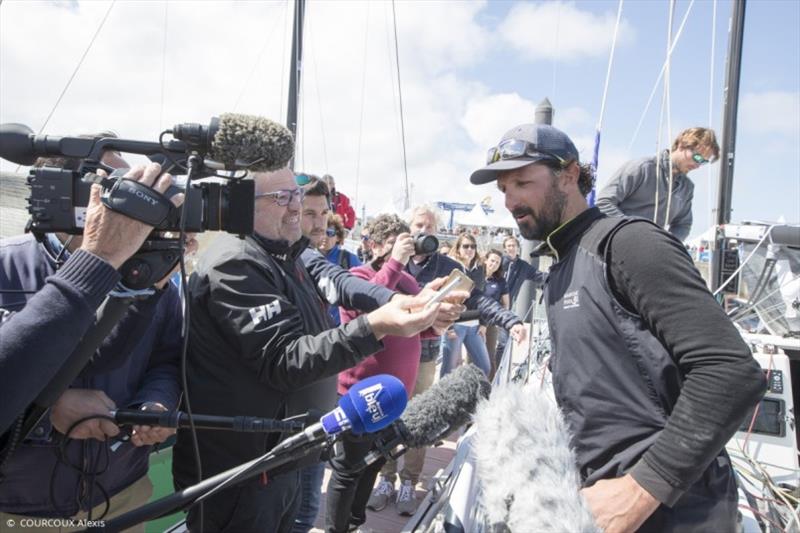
left=0, top=159, right=186, bottom=530
left=368, top=205, right=526, bottom=516
left=172, top=168, right=466, bottom=532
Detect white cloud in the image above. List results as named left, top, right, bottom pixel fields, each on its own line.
left=461, top=93, right=539, bottom=148
left=740, top=90, right=800, bottom=136
left=498, top=1, right=634, bottom=62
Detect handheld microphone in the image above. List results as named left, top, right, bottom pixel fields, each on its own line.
left=271, top=374, right=408, bottom=457
left=355, top=364, right=491, bottom=469
left=111, top=409, right=306, bottom=433
left=474, top=383, right=598, bottom=532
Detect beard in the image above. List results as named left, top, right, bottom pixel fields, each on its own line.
left=513, top=178, right=567, bottom=241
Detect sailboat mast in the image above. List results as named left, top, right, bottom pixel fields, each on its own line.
left=286, top=0, right=306, bottom=171
left=711, top=0, right=746, bottom=292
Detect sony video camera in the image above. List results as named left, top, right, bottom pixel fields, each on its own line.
left=0, top=114, right=294, bottom=289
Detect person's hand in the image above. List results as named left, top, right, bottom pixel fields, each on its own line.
left=50, top=389, right=120, bottom=441
left=580, top=474, right=660, bottom=533
left=509, top=323, right=527, bottom=343
left=131, top=402, right=175, bottom=447
left=80, top=163, right=184, bottom=269
left=390, top=233, right=415, bottom=265
left=367, top=297, right=440, bottom=340
left=478, top=325, right=487, bottom=339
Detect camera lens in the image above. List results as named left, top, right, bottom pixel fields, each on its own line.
left=413, top=233, right=439, bottom=255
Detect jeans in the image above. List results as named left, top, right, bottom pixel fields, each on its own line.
left=292, top=461, right=326, bottom=533
left=440, top=324, right=491, bottom=377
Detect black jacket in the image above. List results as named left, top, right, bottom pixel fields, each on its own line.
left=172, top=234, right=385, bottom=484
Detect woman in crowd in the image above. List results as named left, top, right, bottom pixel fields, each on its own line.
left=325, top=214, right=426, bottom=533
left=440, top=233, right=492, bottom=376
left=317, top=213, right=361, bottom=325
left=482, top=249, right=509, bottom=378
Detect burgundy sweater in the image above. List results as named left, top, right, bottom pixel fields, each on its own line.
left=338, top=258, right=423, bottom=396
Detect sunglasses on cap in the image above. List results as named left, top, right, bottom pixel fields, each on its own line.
left=691, top=152, right=711, bottom=165
left=295, top=174, right=312, bottom=186
left=486, top=139, right=568, bottom=167
left=255, top=188, right=304, bottom=206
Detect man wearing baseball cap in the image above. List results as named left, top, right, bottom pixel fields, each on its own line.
left=471, top=123, right=764, bottom=532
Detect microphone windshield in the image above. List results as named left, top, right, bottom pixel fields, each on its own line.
left=328, top=374, right=407, bottom=435
left=210, top=113, right=294, bottom=171
left=400, top=363, right=490, bottom=448
left=474, top=383, right=598, bottom=532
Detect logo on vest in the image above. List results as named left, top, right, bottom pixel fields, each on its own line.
left=249, top=299, right=282, bottom=326
left=563, top=290, right=580, bottom=310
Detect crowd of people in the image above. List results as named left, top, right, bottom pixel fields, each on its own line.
left=0, top=119, right=765, bottom=533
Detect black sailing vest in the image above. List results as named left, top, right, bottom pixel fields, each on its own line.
left=544, top=216, right=737, bottom=531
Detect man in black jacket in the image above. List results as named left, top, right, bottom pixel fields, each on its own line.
left=172, top=168, right=463, bottom=532
left=469, top=123, right=765, bottom=532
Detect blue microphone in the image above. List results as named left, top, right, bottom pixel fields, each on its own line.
left=321, top=374, right=408, bottom=436
left=270, top=374, right=407, bottom=458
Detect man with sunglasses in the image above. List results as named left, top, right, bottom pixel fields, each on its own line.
left=471, top=123, right=764, bottom=532
left=173, top=167, right=467, bottom=532
left=596, top=127, right=719, bottom=241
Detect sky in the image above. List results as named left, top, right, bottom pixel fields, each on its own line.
left=0, top=0, right=798, bottom=239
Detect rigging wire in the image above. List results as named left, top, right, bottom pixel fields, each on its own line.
left=353, top=2, right=371, bottom=215
left=589, top=0, right=624, bottom=206
left=390, top=0, right=410, bottom=211
left=664, top=0, right=676, bottom=230
left=308, top=10, right=329, bottom=173
left=158, top=1, right=168, bottom=131
left=707, top=0, right=718, bottom=226
left=279, top=0, right=290, bottom=122
left=232, top=3, right=285, bottom=113
left=626, top=0, right=696, bottom=152
left=36, top=1, right=116, bottom=136
left=551, top=2, right=562, bottom=99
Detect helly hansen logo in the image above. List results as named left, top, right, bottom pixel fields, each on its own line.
left=563, top=290, right=580, bottom=310
left=249, top=300, right=282, bottom=326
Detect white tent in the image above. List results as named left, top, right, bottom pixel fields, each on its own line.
left=454, top=204, right=492, bottom=227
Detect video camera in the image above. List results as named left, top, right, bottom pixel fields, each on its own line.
left=0, top=114, right=294, bottom=289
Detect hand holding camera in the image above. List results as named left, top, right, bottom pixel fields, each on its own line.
left=80, top=163, right=182, bottom=269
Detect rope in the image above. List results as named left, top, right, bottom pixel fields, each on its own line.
left=354, top=2, right=371, bottom=215
left=158, top=1, right=168, bottom=131
left=589, top=0, right=624, bottom=207
left=707, top=0, right=718, bottom=224
left=37, top=1, right=116, bottom=136
left=664, top=0, right=676, bottom=231
left=390, top=0, right=410, bottom=211
left=627, top=0, right=697, bottom=152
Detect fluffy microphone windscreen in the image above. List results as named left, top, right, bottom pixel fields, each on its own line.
left=474, top=383, right=598, bottom=532
left=400, top=363, right=490, bottom=448
left=211, top=113, right=294, bottom=171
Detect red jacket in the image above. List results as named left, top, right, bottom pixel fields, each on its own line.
left=331, top=190, right=356, bottom=229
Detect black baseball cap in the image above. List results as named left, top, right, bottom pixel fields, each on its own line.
left=470, top=124, right=580, bottom=185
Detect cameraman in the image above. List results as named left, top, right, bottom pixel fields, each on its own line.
left=172, top=168, right=466, bottom=532
left=0, top=159, right=186, bottom=530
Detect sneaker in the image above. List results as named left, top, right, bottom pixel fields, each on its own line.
left=396, top=480, right=418, bottom=516
left=366, top=477, right=395, bottom=511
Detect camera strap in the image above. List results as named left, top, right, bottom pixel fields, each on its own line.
left=100, top=178, right=173, bottom=226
